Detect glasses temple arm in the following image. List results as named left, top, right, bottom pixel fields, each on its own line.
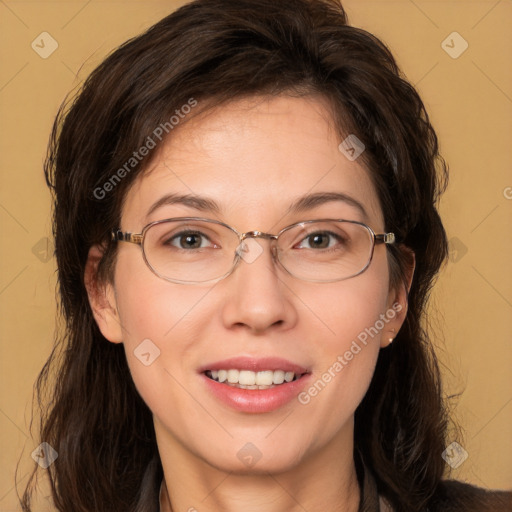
left=111, top=229, right=143, bottom=245
left=375, top=233, right=396, bottom=245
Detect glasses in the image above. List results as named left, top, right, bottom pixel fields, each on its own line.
left=111, top=217, right=395, bottom=285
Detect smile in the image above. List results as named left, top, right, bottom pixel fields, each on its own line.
left=204, top=369, right=304, bottom=389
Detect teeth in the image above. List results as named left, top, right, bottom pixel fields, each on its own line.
left=239, top=370, right=256, bottom=385
left=206, top=369, right=301, bottom=386
left=273, top=370, right=285, bottom=384
left=225, top=383, right=272, bottom=390
left=227, top=369, right=239, bottom=383
left=284, top=371, right=294, bottom=382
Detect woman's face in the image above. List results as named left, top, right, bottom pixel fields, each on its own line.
left=89, top=95, right=407, bottom=474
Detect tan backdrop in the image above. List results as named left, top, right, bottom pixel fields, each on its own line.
left=1, top=0, right=511, bottom=509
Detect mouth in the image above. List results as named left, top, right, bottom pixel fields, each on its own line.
left=203, top=369, right=307, bottom=390
left=199, top=356, right=312, bottom=412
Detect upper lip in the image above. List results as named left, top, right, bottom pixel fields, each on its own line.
left=198, top=356, right=310, bottom=375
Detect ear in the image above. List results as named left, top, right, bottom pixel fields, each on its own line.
left=84, top=245, right=124, bottom=343
left=380, top=246, right=416, bottom=348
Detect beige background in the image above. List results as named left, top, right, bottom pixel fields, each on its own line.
left=0, top=0, right=511, bottom=509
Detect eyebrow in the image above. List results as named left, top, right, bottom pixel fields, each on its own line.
left=145, top=191, right=369, bottom=222
left=285, top=191, right=369, bottom=222
left=145, top=193, right=221, bottom=220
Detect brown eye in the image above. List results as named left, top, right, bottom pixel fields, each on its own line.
left=296, top=231, right=346, bottom=250
left=165, top=231, right=212, bottom=250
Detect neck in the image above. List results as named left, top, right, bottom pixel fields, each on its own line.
left=157, top=423, right=360, bottom=512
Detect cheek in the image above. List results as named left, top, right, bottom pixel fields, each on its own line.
left=113, top=248, right=213, bottom=339
left=295, top=263, right=390, bottom=427
left=112, top=253, right=214, bottom=408
left=302, top=260, right=390, bottom=351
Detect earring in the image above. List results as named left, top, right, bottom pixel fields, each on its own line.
left=388, top=328, right=395, bottom=344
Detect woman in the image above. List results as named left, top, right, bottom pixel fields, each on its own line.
left=19, top=0, right=512, bottom=511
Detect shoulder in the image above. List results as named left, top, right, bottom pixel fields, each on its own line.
left=428, top=479, right=512, bottom=512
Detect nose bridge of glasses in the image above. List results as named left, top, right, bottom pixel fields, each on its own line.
left=236, top=230, right=280, bottom=264
left=240, top=230, right=278, bottom=242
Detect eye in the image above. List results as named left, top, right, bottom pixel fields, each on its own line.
left=295, top=231, right=347, bottom=250
left=165, top=230, right=215, bottom=250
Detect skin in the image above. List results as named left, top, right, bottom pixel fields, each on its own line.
left=85, top=95, right=413, bottom=512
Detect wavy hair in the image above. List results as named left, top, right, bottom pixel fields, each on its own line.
left=18, top=1, right=450, bottom=510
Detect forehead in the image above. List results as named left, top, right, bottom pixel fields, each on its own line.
left=121, top=95, right=384, bottom=231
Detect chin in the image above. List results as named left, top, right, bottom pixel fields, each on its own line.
left=211, top=455, right=306, bottom=476
left=197, top=439, right=309, bottom=476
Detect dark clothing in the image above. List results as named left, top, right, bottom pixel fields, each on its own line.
left=356, top=451, right=512, bottom=511
left=428, top=479, right=512, bottom=512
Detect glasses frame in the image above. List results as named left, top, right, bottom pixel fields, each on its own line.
left=111, top=217, right=395, bottom=285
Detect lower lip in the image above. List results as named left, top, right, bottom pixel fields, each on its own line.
left=201, top=373, right=312, bottom=413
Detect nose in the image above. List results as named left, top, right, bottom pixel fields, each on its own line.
left=219, top=237, right=298, bottom=334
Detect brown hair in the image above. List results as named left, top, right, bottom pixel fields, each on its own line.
left=18, top=1, right=450, bottom=510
